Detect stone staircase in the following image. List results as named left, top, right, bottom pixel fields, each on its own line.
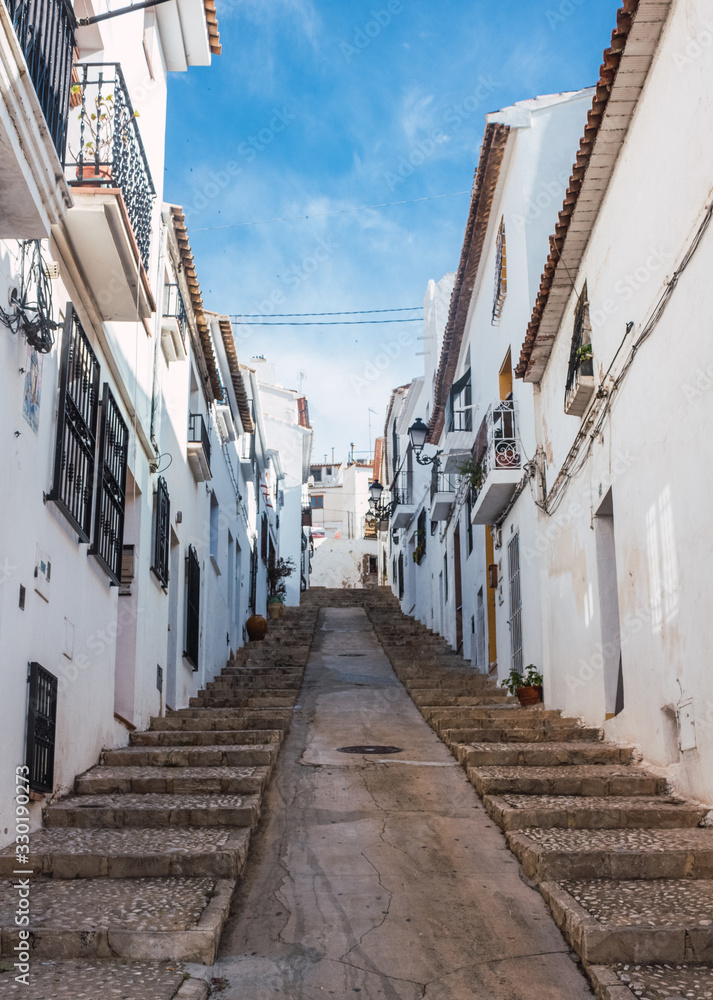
left=363, top=592, right=713, bottom=1000
left=0, top=604, right=316, bottom=998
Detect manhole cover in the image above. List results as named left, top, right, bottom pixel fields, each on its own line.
left=337, top=745, right=404, bottom=754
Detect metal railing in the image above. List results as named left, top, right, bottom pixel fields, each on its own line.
left=392, top=471, right=413, bottom=506
left=188, top=412, right=211, bottom=471
left=65, top=63, right=156, bottom=270
left=163, top=282, right=188, bottom=338
left=4, top=0, right=75, bottom=157
left=430, top=467, right=458, bottom=501
left=472, top=400, right=521, bottom=492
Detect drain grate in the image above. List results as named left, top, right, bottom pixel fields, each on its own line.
left=337, top=745, right=404, bottom=755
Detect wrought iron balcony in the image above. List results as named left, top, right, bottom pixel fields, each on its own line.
left=161, top=282, right=188, bottom=362
left=3, top=0, right=74, bottom=158
left=430, top=468, right=457, bottom=520
left=470, top=400, right=522, bottom=525
left=65, top=63, right=156, bottom=271
left=187, top=412, right=211, bottom=482
left=391, top=472, right=414, bottom=529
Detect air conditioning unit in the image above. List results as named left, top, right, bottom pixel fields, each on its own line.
left=215, top=404, right=237, bottom=442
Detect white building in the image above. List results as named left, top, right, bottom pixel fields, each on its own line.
left=382, top=89, right=592, bottom=681
left=0, top=2, right=313, bottom=845
left=309, top=459, right=379, bottom=587
left=517, top=0, right=713, bottom=803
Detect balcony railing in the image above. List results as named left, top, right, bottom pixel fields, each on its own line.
left=65, top=63, right=156, bottom=270
left=473, top=400, right=521, bottom=486
left=164, top=282, right=188, bottom=332
left=4, top=0, right=75, bottom=158
left=430, top=467, right=458, bottom=501
left=393, top=472, right=413, bottom=507
left=188, top=412, right=211, bottom=472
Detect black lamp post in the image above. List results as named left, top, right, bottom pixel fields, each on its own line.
left=408, top=417, right=442, bottom=466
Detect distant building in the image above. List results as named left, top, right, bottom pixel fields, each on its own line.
left=308, top=460, right=379, bottom=587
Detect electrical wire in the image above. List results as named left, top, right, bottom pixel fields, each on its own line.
left=234, top=307, right=422, bottom=317
left=232, top=317, right=423, bottom=326
left=190, top=191, right=472, bottom=233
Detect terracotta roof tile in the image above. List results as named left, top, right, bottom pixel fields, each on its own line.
left=515, top=0, right=673, bottom=381
left=204, top=0, right=221, bottom=55
left=428, top=124, right=510, bottom=441
left=216, top=317, right=255, bottom=433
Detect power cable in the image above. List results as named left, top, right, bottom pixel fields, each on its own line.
left=190, top=190, right=471, bottom=233
left=235, top=307, right=422, bottom=317
left=232, top=317, right=423, bottom=326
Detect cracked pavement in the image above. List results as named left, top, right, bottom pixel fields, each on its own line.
left=210, top=607, right=595, bottom=999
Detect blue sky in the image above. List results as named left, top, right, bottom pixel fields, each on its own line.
left=165, top=0, right=617, bottom=463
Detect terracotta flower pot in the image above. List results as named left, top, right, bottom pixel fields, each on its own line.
left=516, top=685, right=543, bottom=707
left=75, top=162, right=113, bottom=183
left=267, top=603, right=284, bottom=620
left=246, top=614, right=268, bottom=641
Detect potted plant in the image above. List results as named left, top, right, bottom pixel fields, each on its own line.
left=457, top=454, right=485, bottom=492
left=501, top=664, right=543, bottom=706
left=413, top=529, right=426, bottom=565
left=70, top=87, right=139, bottom=182
left=266, top=556, right=295, bottom=619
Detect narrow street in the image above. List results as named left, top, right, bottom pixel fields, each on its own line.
left=211, top=607, right=594, bottom=999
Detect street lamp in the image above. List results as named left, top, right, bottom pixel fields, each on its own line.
left=367, top=479, right=397, bottom=521
left=408, top=417, right=442, bottom=466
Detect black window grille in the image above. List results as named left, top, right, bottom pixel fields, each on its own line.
left=25, top=662, right=57, bottom=794
left=415, top=508, right=427, bottom=565
left=4, top=0, right=75, bottom=158
left=49, top=305, right=101, bottom=541
left=152, top=476, right=170, bottom=586
left=466, top=489, right=474, bottom=555
left=492, top=219, right=507, bottom=325
left=566, top=284, right=593, bottom=396
left=260, top=513, right=268, bottom=562
left=90, top=385, right=129, bottom=584
left=447, top=367, right=472, bottom=433
left=249, top=544, right=258, bottom=613
left=184, top=545, right=200, bottom=670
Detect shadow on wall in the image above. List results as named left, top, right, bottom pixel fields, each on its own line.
left=310, top=535, right=379, bottom=589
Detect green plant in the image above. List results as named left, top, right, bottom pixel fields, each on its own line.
left=457, top=454, right=485, bottom=491
left=70, top=87, right=139, bottom=165
left=501, top=664, right=543, bottom=694
left=413, top=529, right=426, bottom=564
left=575, top=343, right=593, bottom=365
left=267, top=556, right=295, bottom=599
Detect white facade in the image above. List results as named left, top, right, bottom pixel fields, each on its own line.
left=309, top=461, right=379, bottom=588
left=383, top=91, right=592, bottom=682
left=519, top=0, right=713, bottom=804
left=0, top=3, right=313, bottom=847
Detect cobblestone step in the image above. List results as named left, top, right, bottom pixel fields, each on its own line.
left=507, top=828, right=713, bottom=881
left=0, top=827, right=251, bottom=879
left=422, top=705, right=560, bottom=728
left=75, top=764, right=270, bottom=796
left=188, top=695, right=296, bottom=709
left=151, top=714, right=290, bottom=732
left=456, top=741, right=634, bottom=768
left=483, top=794, right=708, bottom=830
left=442, top=726, right=602, bottom=745
left=409, top=692, right=511, bottom=707
left=587, top=962, right=713, bottom=1000
left=130, top=729, right=282, bottom=747
left=168, top=707, right=293, bottom=721
left=467, top=764, right=666, bottom=797
left=103, top=744, right=278, bottom=768
left=44, top=793, right=261, bottom=829
left=541, top=880, right=713, bottom=965
left=0, top=877, right=234, bottom=964
left=0, top=958, right=208, bottom=1000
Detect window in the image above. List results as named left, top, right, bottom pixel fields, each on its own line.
left=151, top=476, right=170, bottom=586
left=447, top=367, right=472, bottom=433
left=311, top=495, right=324, bottom=509
left=49, top=305, right=101, bottom=541
left=492, top=218, right=507, bottom=325
left=415, top=508, right=427, bottom=565
left=184, top=545, right=200, bottom=670
left=465, top=492, right=474, bottom=555
left=210, top=493, right=220, bottom=565
left=90, top=384, right=129, bottom=584
left=25, top=662, right=57, bottom=793
left=369, top=556, right=378, bottom=575
left=566, top=283, right=594, bottom=398
left=312, top=468, right=322, bottom=482
left=326, top=467, right=332, bottom=475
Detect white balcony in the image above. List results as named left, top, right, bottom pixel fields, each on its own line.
left=470, top=401, right=523, bottom=526
left=187, top=413, right=212, bottom=482
left=0, top=0, right=74, bottom=237
left=430, top=470, right=457, bottom=521
left=565, top=359, right=595, bottom=416
left=391, top=473, right=415, bottom=529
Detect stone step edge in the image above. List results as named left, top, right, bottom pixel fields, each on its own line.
left=539, top=881, right=713, bottom=967
left=482, top=793, right=708, bottom=831
left=0, top=879, right=235, bottom=966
